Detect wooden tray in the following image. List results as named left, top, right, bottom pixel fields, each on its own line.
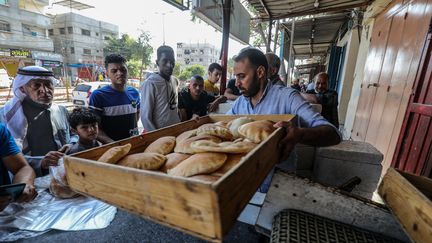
left=378, top=168, right=432, bottom=243
left=64, top=114, right=294, bottom=242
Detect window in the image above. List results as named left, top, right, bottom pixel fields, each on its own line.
left=81, top=29, right=90, bottom=36
left=67, top=26, right=73, bottom=34
left=22, top=24, right=32, bottom=36
left=48, top=29, right=53, bottom=36
left=0, top=20, right=10, bottom=32
left=96, top=50, right=99, bottom=53
left=59, top=27, right=65, bottom=34
left=70, top=47, right=75, bottom=54
left=199, top=58, right=203, bottom=62
left=95, top=32, right=99, bottom=36
left=83, top=48, right=91, bottom=55
left=200, top=49, right=204, bottom=54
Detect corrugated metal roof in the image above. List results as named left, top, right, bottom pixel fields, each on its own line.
left=281, top=13, right=349, bottom=58
left=246, top=0, right=371, bottom=20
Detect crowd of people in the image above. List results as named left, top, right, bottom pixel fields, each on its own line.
left=0, top=45, right=341, bottom=211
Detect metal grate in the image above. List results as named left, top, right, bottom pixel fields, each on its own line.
left=271, top=209, right=404, bottom=243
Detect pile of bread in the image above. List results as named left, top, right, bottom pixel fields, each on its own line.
left=97, top=117, right=276, bottom=183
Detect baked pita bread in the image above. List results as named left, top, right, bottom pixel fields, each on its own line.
left=190, top=140, right=256, bottom=154
left=238, top=120, right=276, bottom=143
left=97, top=143, right=131, bottom=164
left=189, top=174, right=221, bottom=183
left=176, top=129, right=197, bottom=144
left=197, top=123, right=233, bottom=141
left=144, top=136, right=176, bottom=155
left=174, top=134, right=222, bottom=154
left=160, top=153, right=191, bottom=172
left=214, top=121, right=229, bottom=127
left=212, top=153, right=245, bottom=176
left=118, top=152, right=166, bottom=170
left=168, top=152, right=227, bottom=177
left=227, top=117, right=255, bottom=138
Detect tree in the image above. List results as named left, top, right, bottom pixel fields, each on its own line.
left=103, top=32, right=153, bottom=81
left=173, top=63, right=182, bottom=77
left=178, top=64, right=206, bottom=81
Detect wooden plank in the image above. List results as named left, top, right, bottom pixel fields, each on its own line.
left=398, top=169, right=432, bottom=199
left=255, top=170, right=409, bottom=241
left=378, top=168, right=432, bottom=242
left=65, top=114, right=295, bottom=241
left=215, top=127, right=285, bottom=236
left=64, top=157, right=220, bottom=241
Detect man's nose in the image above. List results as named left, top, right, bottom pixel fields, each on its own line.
left=39, top=84, right=50, bottom=93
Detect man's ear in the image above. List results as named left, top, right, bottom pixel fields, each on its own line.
left=256, top=66, right=266, bottom=79
left=19, top=86, right=26, bottom=94
left=71, top=128, right=78, bottom=135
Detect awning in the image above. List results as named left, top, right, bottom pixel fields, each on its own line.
left=67, top=63, right=94, bottom=68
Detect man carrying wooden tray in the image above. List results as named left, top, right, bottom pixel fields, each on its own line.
left=228, top=47, right=341, bottom=192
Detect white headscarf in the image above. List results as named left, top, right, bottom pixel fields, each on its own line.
left=2, top=66, right=58, bottom=149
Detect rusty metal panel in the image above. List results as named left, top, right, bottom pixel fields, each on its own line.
left=392, top=0, right=432, bottom=177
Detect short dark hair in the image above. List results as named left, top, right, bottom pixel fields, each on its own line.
left=105, top=54, right=126, bottom=68
left=234, top=47, right=268, bottom=72
left=208, top=63, right=222, bottom=73
left=265, top=52, right=280, bottom=70
left=69, top=107, right=98, bottom=129
left=190, top=74, right=204, bottom=83
left=157, top=45, right=174, bottom=60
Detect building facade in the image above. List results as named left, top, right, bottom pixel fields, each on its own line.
left=0, top=0, right=62, bottom=76
left=50, top=12, right=118, bottom=81
left=176, top=42, right=220, bottom=68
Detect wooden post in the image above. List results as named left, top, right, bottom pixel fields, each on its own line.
left=266, top=18, right=272, bottom=53
left=219, top=0, right=232, bottom=96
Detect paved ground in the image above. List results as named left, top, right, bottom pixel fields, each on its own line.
left=18, top=210, right=267, bottom=243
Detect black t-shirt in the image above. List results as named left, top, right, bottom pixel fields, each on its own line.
left=227, top=79, right=240, bottom=96
left=178, top=89, right=216, bottom=119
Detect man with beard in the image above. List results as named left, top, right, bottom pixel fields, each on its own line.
left=228, top=48, right=341, bottom=191
left=89, top=54, right=140, bottom=142
left=0, top=66, right=73, bottom=176
left=178, top=75, right=226, bottom=121
left=140, top=45, right=181, bottom=131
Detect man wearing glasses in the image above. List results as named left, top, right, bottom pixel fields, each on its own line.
left=0, top=66, right=73, bottom=176
left=140, top=45, right=181, bottom=131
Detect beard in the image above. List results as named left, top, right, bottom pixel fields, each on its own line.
left=240, top=72, right=261, bottom=98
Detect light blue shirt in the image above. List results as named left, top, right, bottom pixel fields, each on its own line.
left=227, top=83, right=338, bottom=131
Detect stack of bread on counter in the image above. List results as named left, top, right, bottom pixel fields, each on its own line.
left=98, top=117, right=276, bottom=183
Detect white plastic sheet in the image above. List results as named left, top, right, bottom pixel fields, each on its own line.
left=0, top=175, right=117, bottom=241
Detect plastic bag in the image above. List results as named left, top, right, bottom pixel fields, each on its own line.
left=48, top=158, right=79, bottom=199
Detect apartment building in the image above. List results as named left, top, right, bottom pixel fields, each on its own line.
left=176, top=42, right=220, bottom=68
left=50, top=12, right=118, bottom=80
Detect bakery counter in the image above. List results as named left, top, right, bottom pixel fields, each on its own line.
left=19, top=210, right=263, bottom=242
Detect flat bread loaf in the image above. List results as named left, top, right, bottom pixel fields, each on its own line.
left=118, top=152, right=166, bottom=170
left=212, top=153, right=245, bottom=176
left=174, top=134, right=222, bottom=154
left=190, top=140, right=256, bottom=154
left=97, top=143, right=131, bottom=164
left=227, top=117, right=255, bottom=138
left=144, top=136, right=176, bottom=155
left=196, top=123, right=233, bottom=141
left=176, top=129, right=197, bottom=144
left=238, top=120, right=276, bottom=143
left=168, top=152, right=227, bottom=177
left=160, top=153, right=191, bottom=172
left=214, top=121, right=229, bottom=127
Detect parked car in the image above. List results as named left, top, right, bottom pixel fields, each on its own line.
left=72, top=81, right=110, bottom=106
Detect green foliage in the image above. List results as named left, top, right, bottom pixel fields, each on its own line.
left=173, top=63, right=182, bottom=77
left=127, top=59, right=141, bottom=78
left=103, top=32, right=153, bottom=78
left=178, top=64, right=206, bottom=81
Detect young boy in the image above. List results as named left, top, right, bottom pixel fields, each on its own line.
left=67, top=107, right=101, bottom=155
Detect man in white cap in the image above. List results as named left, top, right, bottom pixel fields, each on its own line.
left=0, top=66, right=73, bottom=176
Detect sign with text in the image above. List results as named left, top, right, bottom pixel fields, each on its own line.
left=10, top=49, right=31, bottom=58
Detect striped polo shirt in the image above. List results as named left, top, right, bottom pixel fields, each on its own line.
left=89, top=85, right=140, bottom=141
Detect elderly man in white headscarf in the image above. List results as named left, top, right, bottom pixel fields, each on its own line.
left=0, top=66, right=74, bottom=176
